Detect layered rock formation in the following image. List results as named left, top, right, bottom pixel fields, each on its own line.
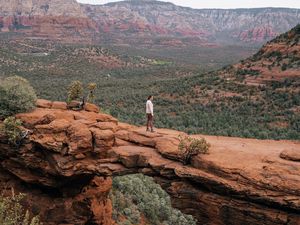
left=221, top=24, right=300, bottom=84
left=84, top=2, right=300, bottom=45
left=0, top=0, right=97, bottom=41
left=0, top=99, right=299, bottom=224
left=0, top=0, right=299, bottom=45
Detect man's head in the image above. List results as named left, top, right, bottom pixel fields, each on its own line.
left=148, top=95, right=153, bottom=101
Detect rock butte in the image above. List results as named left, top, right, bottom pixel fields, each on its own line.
left=0, top=99, right=299, bottom=225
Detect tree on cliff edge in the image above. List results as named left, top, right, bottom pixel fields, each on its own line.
left=0, top=76, right=37, bottom=118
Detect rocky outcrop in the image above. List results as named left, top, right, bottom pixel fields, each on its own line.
left=0, top=0, right=97, bottom=41
left=220, top=24, right=300, bottom=84
left=0, top=100, right=300, bottom=224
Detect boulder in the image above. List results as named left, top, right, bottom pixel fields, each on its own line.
left=32, top=119, right=71, bottom=152
left=34, top=114, right=56, bottom=126
left=52, top=101, right=68, bottom=110
left=115, top=130, right=130, bottom=141
left=155, top=136, right=182, bottom=161
left=90, top=128, right=115, bottom=157
left=17, top=108, right=55, bottom=127
left=36, top=99, right=52, bottom=108
left=280, top=149, right=300, bottom=162
left=67, top=100, right=80, bottom=109
left=67, top=121, right=93, bottom=154
left=84, top=103, right=100, bottom=113
left=90, top=122, right=118, bottom=132
left=35, top=119, right=71, bottom=134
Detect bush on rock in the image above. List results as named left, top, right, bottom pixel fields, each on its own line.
left=0, top=76, right=37, bottom=118
left=179, top=136, right=210, bottom=164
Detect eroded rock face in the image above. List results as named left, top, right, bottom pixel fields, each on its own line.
left=0, top=0, right=97, bottom=41
left=0, top=99, right=299, bottom=225
left=0, top=0, right=299, bottom=45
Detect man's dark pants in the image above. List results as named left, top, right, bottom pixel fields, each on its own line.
left=146, top=113, right=153, bottom=131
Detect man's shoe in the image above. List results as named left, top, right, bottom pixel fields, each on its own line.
left=151, top=129, right=155, bottom=133
left=146, top=128, right=150, bottom=132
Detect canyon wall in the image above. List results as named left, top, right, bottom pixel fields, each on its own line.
left=0, top=0, right=299, bottom=45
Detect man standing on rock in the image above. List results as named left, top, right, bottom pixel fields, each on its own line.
left=146, top=95, right=154, bottom=132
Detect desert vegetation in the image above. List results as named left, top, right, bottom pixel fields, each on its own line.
left=67, top=80, right=83, bottom=103
left=0, top=191, right=41, bottom=225
left=110, top=174, right=197, bottom=225
left=1, top=117, right=23, bottom=146
left=0, top=30, right=299, bottom=140
left=178, top=136, right=210, bottom=164
left=0, top=76, right=37, bottom=118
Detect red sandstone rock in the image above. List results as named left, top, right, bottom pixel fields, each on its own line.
left=155, top=136, right=182, bottom=161
left=52, top=101, right=68, bottom=110
left=280, top=149, right=300, bottom=162
left=115, top=130, right=130, bottom=141
left=67, top=100, right=81, bottom=109
left=90, top=128, right=115, bottom=157
left=36, top=99, right=52, bottom=108
left=90, top=122, right=118, bottom=132
left=84, top=102, right=100, bottom=113
left=127, top=129, right=162, bottom=147
left=1, top=100, right=300, bottom=225
left=117, top=122, right=137, bottom=130
left=114, top=138, right=135, bottom=147
left=67, top=121, right=93, bottom=154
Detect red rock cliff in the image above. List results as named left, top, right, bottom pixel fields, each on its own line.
left=0, top=99, right=299, bottom=225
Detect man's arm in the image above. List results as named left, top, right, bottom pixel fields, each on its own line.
left=150, top=102, right=154, bottom=116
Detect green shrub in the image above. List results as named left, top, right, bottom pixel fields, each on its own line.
left=110, top=174, right=197, bottom=225
left=0, top=76, right=37, bottom=118
left=0, top=191, right=41, bottom=225
left=179, top=136, right=210, bottom=164
left=281, top=63, right=288, bottom=71
left=2, top=117, right=22, bottom=146
left=67, top=81, right=83, bottom=102
left=236, top=69, right=260, bottom=76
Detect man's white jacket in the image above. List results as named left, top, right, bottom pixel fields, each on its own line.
left=146, top=100, right=153, bottom=116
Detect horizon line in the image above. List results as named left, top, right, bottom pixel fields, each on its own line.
left=76, top=0, right=300, bottom=10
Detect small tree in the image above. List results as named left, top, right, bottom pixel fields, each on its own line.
left=178, top=136, right=210, bottom=165
left=2, top=117, right=22, bottom=146
left=87, top=82, right=97, bottom=103
left=67, top=81, right=83, bottom=102
left=0, top=76, right=37, bottom=118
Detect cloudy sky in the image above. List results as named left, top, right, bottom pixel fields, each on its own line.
left=76, top=0, right=300, bottom=9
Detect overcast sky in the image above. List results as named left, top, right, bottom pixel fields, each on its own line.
left=76, top=0, right=300, bottom=9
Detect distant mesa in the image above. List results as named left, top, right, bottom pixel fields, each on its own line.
left=0, top=0, right=299, bottom=45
